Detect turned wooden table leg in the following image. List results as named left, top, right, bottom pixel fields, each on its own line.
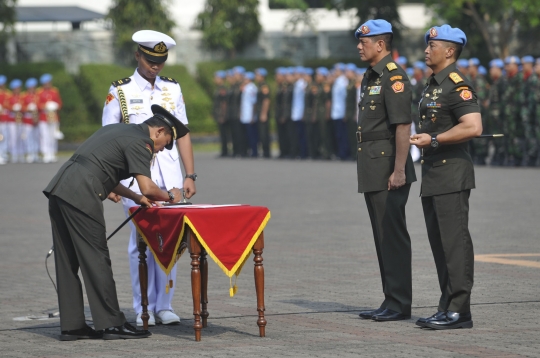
left=189, top=229, right=203, bottom=341
left=253, top=232, right=266, bottom=337
left=137, top=234, right=149, bottom=330
left=200, top=249, right=209, bottom=328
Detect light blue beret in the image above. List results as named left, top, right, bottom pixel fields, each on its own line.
left=355, top=19, right=392, bottom=39
left=334, top=62, right=346, bottom=71
left=10, top=79, right=22, bottom=89
left=304, top=68, right=314, bottom=75
left=396, top=56, right=407, bottom=66
left=214, top=70, right=226, bottom=78
left=522, top=56, right=534, bottom=64
left=255, top=68, right=267, bottom=76
left=406, top=68, right=414, bottom=77
left=233, top=66, right=245, bottom=74
left=478, top=66, right=487, bottom=76
left=245, top=72, right=255, bottom=80
left=356, top=67, right=367, bottom=74
left=316, top=67, right=329, bottom=76
left=25, top=78, right=38, bottom=88
left=505, top=56, right=520, bottom=65
left=425, top=25, right=467, bottom=46
left=40, top=73, right=53, bottom=84
left=469, top=58, right=480, bottom=66
left=457, top=59, right=469, bottom=68
left=0, top=75, right=6, bottom=86
left=413, top=61, right=426, bottom=70
left=489, top=59, right=504, bottom=68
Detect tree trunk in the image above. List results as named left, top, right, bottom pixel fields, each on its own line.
left=464, top=1, right=499, bottom=58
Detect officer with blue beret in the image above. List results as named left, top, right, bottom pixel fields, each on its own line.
left=354, top=19, right=417, bottom=322
left=521, top=55, right=537, bottom=166
left=468, top=57, right=490, bottom=164
left=254, top=68, right=271, bottom=158
left=410, top=24, right=482, bottom=330
left=396, top=56, right=408, bottom=70
left=213, top=70, right=230, bottom=157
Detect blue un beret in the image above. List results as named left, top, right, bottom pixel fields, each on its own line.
left=345, top=63, right=357, bottom=71
left=10, top=79, right=22, bottom=89
left=356, top=68, right=367, bottom=75
left=355, top=19, right=392, bottom=39
left=245, top=72, right=255, bottom=80
left=489, top=59, right=504, bottom=69
left=478, top=66, right=487, bottom=76
left=413, top=61, right=426, bottom=70
left=406, top=68, right=414, bottom=77
left=214, top=70, right=226, bottom=78
left=396, top=56, right=407, bottom=66
left=425, top=25, right=467, bottom=46
left=255, top=68, right=267, bottom=76
left=40, top=73, right=52, bottom=84
left=26, top=78, right=38, bottom=88
left=505, top=56, right=520, bottom=65
left=316, top=67, right=329, bottom=76
left=0, top=75, right=6, bottom=86
left=233, top=66, right=245, bottom=74
left=457, top=59, right=469, bottom=68
left=469, top=58, right=480, bottom=66
left=522, top=56, right=534, bottom=64
left=334, top=63, right=346, bottom=71
left=304, top=68, right=314, bottom=75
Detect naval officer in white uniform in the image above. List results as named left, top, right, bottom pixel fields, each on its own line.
left=102, top=30, right=197, bottom=326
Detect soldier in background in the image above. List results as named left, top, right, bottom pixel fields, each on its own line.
left=228, top=67, right=244, bottom=157
left=290, top=67, right=308, bottom=159
left=255, top=68, right=271, bottom=158
left=22, top=78, right=40, bottom=163
left=456, top=58, right=469, bottom=77
left=304, top=69, right=320, bottom=159
left=0, top=75, right=10, bottom=165
left=213, top=70, right=229, bottom=157
left=469, top=58, right=489, bottom=165
left=6, top=79, right=24, bottom=163
left=280, top=68, right=295, bottom=159
left=330, top=63, right=349, bottom=160
left=396, top=56, right=408, bottom=71
left=502, top=56, right=525, bottom=166
left=520, top=56, right=537, bottom=166
left=38, top=74, right=63, bottom=163
left=533, top=58, right=540, bottom=166
left=345, top=63, right=359, bottom=160
left=486, top=59, right=506, bottom=166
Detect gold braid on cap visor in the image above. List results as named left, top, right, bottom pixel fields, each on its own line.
left=138, top=45, right=168, bottom=57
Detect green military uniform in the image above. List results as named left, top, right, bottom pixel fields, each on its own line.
left=255, top=81, right=271, bottom=158
left=486, top=75, right=506, bottom=165
left=529, top=72, right=540, bottom=166
left=418, top=64, right=479, bottom=314
left=304, top=83, right=321, bottom=159
left=319, top=83, right=334, bottom=159
left=227, top=83, right=243, bottom=157
left=411, top=76, right=425, bottom=128
left=345, top=82, right=359, bottom=160
left=522, top=72, right=538, bottom=166
left=357, top=54, right=417, bottom=315
left=502, top=72, right=526, bottom=166
left=213, top=84, right=229, bottom=157
left=275, top=82, right=291, bottom=158
left=469, top=74, right=489, bottom=164
left=43, top=123, right=154, bottom=331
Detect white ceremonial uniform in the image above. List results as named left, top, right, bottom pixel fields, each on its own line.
left=102, top=69, right=189, bottom=314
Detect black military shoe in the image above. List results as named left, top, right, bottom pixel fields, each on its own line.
left=103, top=322, right=152, bottom=340
left=372, top=308, right=411, bottom=322
left=59, top=324, right=103, bottom=341
left=416, top=311, right=446, bottom=327
left=423, top=311, right=473, bottom=330
left=359, top=307, right=385, bottom=319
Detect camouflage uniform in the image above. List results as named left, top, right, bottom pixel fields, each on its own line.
left=521, top=72, right=539, bottom=166
left=469, top=74, right=489, bottom=164
left=502, top=72, right=526, bottom=166
left=304, top=83, right=321, bottom=159
left=486, top=76, right=506, bottom=165
left=318, top=83, right=334, bottom=159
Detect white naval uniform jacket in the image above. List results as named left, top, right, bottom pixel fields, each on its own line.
left=102, top=69, right=189, bottom=193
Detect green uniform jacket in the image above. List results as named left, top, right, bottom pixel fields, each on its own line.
left=43, top=123, right=154, bottom=226
left=357, top=54, right=417, bottom=193
left=418, top=63, right=480, bottom=196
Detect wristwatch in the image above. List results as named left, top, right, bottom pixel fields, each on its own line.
left=167, top=190, right=175, bottom=202
left=430, top=136, right=439, bottom=148
left=185, top=173, right=198, bottom=181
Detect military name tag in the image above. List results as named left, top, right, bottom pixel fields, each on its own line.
left=130, top=99, right=143, bottom=104
left=369, top=86, right=381, bottom=95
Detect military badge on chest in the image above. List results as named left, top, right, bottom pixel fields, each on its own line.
left=369, top=86, right=381, bottom=95
left=431, top=88, right=442, bottom=100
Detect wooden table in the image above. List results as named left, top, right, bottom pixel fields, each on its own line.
left=136, top=223, right=266, bottom=341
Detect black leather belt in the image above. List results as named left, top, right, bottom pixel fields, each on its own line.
left=356, top=129, right=393, bottom=143
left=70, top=154, right=115, bottom=194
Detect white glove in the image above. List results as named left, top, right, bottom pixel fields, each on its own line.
left=46, top=101, right=59, bottom=111
left=27, top=103, right=37, bottom=111
left=12, top=103, right=21, bottom=111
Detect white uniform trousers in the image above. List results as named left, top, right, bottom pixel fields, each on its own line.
left=0, top=122, right=8, bottom=160
left=122, top=161, right=178, bottom=314
left=22, top=123, right=38, bottom=162
left=7, top=122, right=23, bottom=162
left=39, top=121, right=57, bottom=161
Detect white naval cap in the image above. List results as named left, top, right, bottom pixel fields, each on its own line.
left=132, top=30, right=176, bottom=64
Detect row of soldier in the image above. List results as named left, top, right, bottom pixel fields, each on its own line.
left=0, top=74, right=63, bottom=165
left=212, top=56, right=540, bottom=167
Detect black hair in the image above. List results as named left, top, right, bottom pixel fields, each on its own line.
left=145, top=116, right=173, bottom=136
left=445, top=42, right=463, bottom=60
left=370, top=33, right=393, bottom=52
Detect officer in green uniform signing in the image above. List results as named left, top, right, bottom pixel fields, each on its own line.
left=43, top=105, right=188, bottom=341
left=410, top=25, right=482, bottom=330
left=354, top=19, right=417, bottom=322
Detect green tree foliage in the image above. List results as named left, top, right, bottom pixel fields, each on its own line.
left=196, top=0, right=262, bottom=58
left=0, top=0, right=17, bottom=63
left=107, top=0, right=176, bottom=66
left=424, top=0, right=540, bottom=58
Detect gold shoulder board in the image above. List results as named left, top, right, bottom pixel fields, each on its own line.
left=449, top=72, right=464, bottom=84
left=160, top=76, right=178, bottom=84
left=112, top=78, right=131, bottom=87
left=386, top=62, right=398, bottom=71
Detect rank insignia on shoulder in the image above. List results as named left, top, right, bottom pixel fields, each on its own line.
left=160, top=76, right=178, bottom=84
left=145, top=143, right=153, bottom=155
left=455, top=86, right=469, bottom=92
left=390, top=75, right=402, bottom=81
left=449, top=72, right=464, bottom=84
left=386, top=62, right=398, bottom=71
left=105, top=93, right=115, bottom=105
left=112, top=78, right=131, bottom=87
left=460, top=89, right=473, bottom=101
left=391, top=81, right=405, bottom=93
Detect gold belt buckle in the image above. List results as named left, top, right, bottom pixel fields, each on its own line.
left=356, top=131, right=362, bottom=143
